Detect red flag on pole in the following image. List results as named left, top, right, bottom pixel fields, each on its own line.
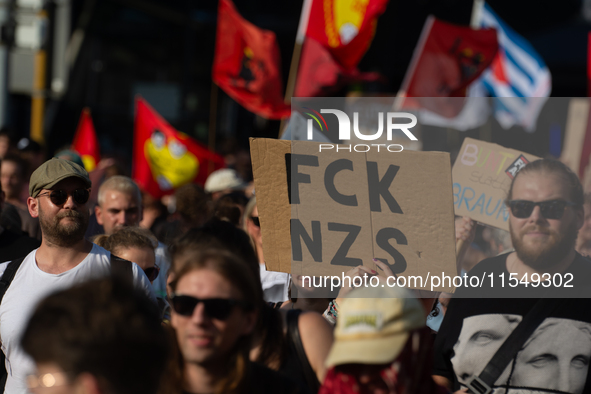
left=72, top=108, right=100, bottom=172
left=133, top=97, right=225, bottom=199
left=212, top=0, right=290, bottom=119
left=305, top=0, right=388, bottom=69
left=399, top=17, right=498, bottom=117
left=294, top=0, right=388, bottom=97
left=294, top=37, right=382, bottom=97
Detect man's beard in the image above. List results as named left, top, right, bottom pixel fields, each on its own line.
left=39, top=207, right=89, bottom=247
left=511, top=222, right=579, bottom=270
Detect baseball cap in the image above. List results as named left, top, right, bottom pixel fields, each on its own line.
left=204, top=169, right=246, bottom=193
left=325, top=286, right=425, bottom=367
left=29, top=158, right=91, bottom=197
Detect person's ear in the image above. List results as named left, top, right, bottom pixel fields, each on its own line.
left=95, top=205, right=103, bottom=225
left=27, top=197, right=39, bottom=218
left=576, top=206, right=584, bottom=230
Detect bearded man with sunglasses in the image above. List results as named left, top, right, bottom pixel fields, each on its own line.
left=0, top=158, right=156, bottom=394
left=433, top=159, right=591, bottom=394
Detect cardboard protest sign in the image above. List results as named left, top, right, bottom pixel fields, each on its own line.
left=250, top=137, right=456, bottom=292
left=452, top=138, right=540, bottom=231
left=560, top=99, right=590, bottom=176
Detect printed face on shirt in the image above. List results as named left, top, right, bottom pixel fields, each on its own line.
left=451, top=314, right=521, bottom=388
left=452, top=315, right=591, bottom=394
left=170, top=268, right=256, bottom=367
left=509, top=171, right=583, bottom=271
left=95, top=190, right=142, bottom=235
left=509, top=318, right=591, bottom=394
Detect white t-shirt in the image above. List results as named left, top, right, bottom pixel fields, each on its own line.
left=0, top=244, right=156, bottom=394
left=259, top=263, right=290, bottom=303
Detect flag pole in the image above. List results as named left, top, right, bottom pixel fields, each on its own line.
left=208, top=81, right=218, bottom=175
left=470, top=0, right=484, bottom=28
left=394, top=16, right=434, bottom=111
left=278, top=0, right=312, bottom=137
left=471, top=0, right=486, bottom=141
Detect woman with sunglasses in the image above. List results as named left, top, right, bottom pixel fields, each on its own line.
left=94, top=227, right=160, bottom=284
left=168, top=247, right=310, bottom=394
left=94, top=227, right=168, bottom=321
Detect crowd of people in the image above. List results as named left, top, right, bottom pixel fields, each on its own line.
left=1, top=136, right=591, bottom=394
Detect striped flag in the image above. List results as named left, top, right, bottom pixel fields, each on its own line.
left=477, top=3, right=551, bottom=131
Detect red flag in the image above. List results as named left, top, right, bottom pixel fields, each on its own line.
left=72, top=108, right=100, bottom=172
left=133, top=97, right=225, bottom=199
left=400, top=17, right=498, bottom=117
left=306, top=0, right=389, bottom=69
left=294, top=37, right=382, bottom=97
left=212, top=0, right=290, bottom=119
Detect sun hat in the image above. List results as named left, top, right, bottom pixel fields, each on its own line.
left=325, top=285, right=425, bottom=367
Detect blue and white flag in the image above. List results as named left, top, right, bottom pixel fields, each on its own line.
left=477, top=3, right=551, bottom=131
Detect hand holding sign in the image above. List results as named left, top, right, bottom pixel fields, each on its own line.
left=335, top=264, right=377, bottom=303
left=455, top=216, right=476, bottom=243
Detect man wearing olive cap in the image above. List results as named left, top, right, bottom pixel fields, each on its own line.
left=0, top=158, right=156, bottom=394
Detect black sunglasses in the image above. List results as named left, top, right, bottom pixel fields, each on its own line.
left=507, top=199, right=579, bottom=220
left=37, top=189, right=90, bottom=206
left=169, top=294, right=252, bottom=320
left=143, top=264, right=160, bottom=282
left=250, top=216, right=260, bottom=227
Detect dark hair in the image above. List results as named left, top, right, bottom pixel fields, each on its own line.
left=169, top=248, right=262, bottom=394
left=169, top=249, right=262, bottom=308
left=94, top=227, right=157, bottom=257
left=174, top=184, right=211, bottom=226
left=214, top=192, right=249, bottom=226
left=21, top=278, right=168, bottom=394
left=169, top=218, right=259, bottom=283
left=507, top=159, right=584, bottom=206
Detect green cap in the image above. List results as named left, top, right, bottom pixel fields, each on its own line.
left=29, top=158, right=91, bottom=197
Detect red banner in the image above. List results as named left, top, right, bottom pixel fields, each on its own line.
left=72, top=108, right=100, bottom=172
left=133, top=97, right=225, bottom=199
left=213, top=0, right=290, bottom=119
left=295, top=37, right=382, bottom=97
left=401, top=17, right=498, bottom=117
left=306, top=0, right=388, bottom=69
